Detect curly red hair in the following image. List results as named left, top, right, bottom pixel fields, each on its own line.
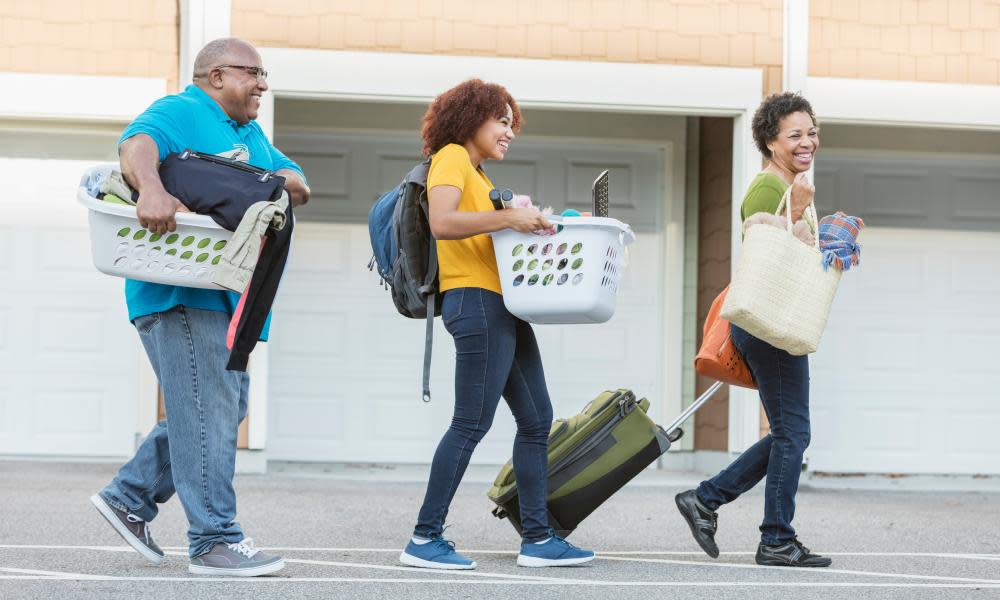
left=421, top=79, right=523, bottom=156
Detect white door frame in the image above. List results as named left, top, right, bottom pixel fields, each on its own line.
left=256, top=48, right=765, bottom=454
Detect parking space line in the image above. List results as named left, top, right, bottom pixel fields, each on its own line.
left=601, top=555, right=1000, bottom=585
left=5, top=545, right=1000, bottom=561
left=0, top=575, right=999, bottom=588
left=0, top=567, right=114, bottom=580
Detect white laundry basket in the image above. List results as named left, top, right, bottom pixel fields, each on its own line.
left=78, top=167, right=232, bottom=289
left=491, top=216, right=636, bottom=324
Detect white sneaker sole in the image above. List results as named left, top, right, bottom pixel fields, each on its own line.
left=399, top=551, right=476, bottom=570
left=89, top=494, right=165, bottom=566
left=188, top=558, right=285, bottom=577
left=517, top=553, right=596, bottom=568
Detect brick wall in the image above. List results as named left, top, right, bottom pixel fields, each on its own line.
left=809, top=0, right=1000, bottom=85
left=0, top=0, right=180, bottom=91
left=694, top=116, right=733, bottom=451
left=232, top=0, right=786, bottom=95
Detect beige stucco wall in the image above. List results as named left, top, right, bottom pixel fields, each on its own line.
left=232, top=0, right=786, bottom=95
left=809, top=0, right=1000, bottom=85
left=0, top=0, right=179, bottom=91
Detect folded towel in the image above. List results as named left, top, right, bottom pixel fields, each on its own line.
left=819, top=212, right=865, bottom=271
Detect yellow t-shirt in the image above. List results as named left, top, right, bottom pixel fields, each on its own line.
left=428, top=143, right=502, bottom=294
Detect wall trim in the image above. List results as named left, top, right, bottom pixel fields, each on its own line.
left=0, top=73, right=164, bottom=122
left=807, top=76, right=1000, bottom=131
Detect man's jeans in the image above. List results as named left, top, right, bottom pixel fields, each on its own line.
left=100, top=307, right=248, bottom=558
left=414, top=288, right=553, bottom=543
left=696, top=324, right=811, bottom=546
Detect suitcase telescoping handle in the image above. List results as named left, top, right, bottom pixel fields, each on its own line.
left=662, top=381, right=724, bottom=442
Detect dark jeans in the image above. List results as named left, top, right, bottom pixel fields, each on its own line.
left=413, top=288, right=553, bottom=543
left=696, top=324, right=811, bottom=546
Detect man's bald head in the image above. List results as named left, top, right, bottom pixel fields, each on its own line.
left=191, top=38, right=266, bottom=125
left=192, top=38, right=259, bottom=82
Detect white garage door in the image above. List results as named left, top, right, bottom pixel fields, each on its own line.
left=0, top=127, right=141, bottom=457
left=267, top=131, right=669, bottom=464
left=809, top=153, right=1000, bottom=474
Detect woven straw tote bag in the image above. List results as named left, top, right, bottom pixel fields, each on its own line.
left=721, top=187, right=841, bottom=355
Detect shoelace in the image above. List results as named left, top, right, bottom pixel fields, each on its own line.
left=431, top=537, right=458, bottom=554
left=548, top=532, right=580, bottom=550
left=228, top=537, right=260, bottom=559
left=125, top=513, right=152, bottom=544
left=790, top=537, right=811, bottom=555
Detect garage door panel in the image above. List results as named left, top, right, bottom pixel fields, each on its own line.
left=0, top=226, right=10, bottom=270
left=949, top=253, right=1000, bottom=296
left=34, top=306, right=111, bottom=358
left=271, top=310, right=349, bottom=364
left=857, top=407, right=921, bottom=453
left=32, top=388, right=107, bottom=437
left=485, top=159, right=541, bottom=200
left=949, top=171, right=1000, bottom=222
left=861, top=169, right=931, bottom=220
left=949, top=329, right=1000, bottom=378
left=0, top=307, right=9, bottom=361
left=270, top=395, right=355, bottom=448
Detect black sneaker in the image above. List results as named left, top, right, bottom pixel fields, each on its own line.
left=755, top=537, right=832, bottom=567
left=674, top=490, right=719, bottom=558
left=90, top=494, right=165, bottom=565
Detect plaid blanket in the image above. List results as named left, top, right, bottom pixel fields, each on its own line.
left=819, top=211, right=865, bottom=271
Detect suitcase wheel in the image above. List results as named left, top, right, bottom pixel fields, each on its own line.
left=667, top=427, right=684, bottom=443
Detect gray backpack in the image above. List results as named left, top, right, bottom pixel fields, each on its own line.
left=367, top=159, right=441, bottom=402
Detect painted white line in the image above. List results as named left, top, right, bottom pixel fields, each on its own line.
left=0, top=567, right=114, bottom=580
left=282, top=557, right=583, bottom=583
left=601, top=555, right=1000, bottom=585
left=5, top=545, right=1000, bottom=559
left=0, top=576, right=998, bottom=587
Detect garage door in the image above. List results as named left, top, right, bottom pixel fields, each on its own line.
left=267, top=131, right=668, bottom=464
left=808, top=153, right=1000, bottom=474
left=0, top=127, right=141, bottom=457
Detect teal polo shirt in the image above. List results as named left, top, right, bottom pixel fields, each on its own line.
left=120, top=85, right=304, bottom=336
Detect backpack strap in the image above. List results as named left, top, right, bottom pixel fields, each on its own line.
left=408, top=157, right=435, bottom=403
left=420, top=198, right=438, bottom=403
left=422, top=293, right=434, bottom=403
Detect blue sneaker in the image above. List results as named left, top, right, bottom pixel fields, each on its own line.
left=399, top=537, right=476, bottom=570
left=517, top=531, right=595, bottom=567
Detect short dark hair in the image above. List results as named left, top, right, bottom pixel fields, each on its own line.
left=421, top=79, right=523, bottom=156
left=751, top=92, right=817, bottom=158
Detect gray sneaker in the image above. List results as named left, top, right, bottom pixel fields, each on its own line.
left=89, top=493, right=165, bottom=565
left=188, top=538, right=284, bottom=577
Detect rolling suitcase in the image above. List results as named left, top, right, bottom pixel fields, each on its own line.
left=487, top=381, right=723, bottom=537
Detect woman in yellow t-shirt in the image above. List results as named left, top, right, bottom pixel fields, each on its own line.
left=399, top=79, right=594, bottom=570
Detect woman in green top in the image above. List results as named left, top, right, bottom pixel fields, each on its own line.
left=675, top=92, right=833, bottom=568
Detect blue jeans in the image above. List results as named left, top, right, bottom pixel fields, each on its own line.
left=696, top=324, right=811, bottom=546
left=100, top=307, right=248, bottom=558
left=414, top=288, right=553, bottom=543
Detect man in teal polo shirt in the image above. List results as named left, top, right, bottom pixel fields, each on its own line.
left=89, top=38, right=309, bottom=577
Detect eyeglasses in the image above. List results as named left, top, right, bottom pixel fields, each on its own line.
left=214, top=65, right=268, bottom=82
